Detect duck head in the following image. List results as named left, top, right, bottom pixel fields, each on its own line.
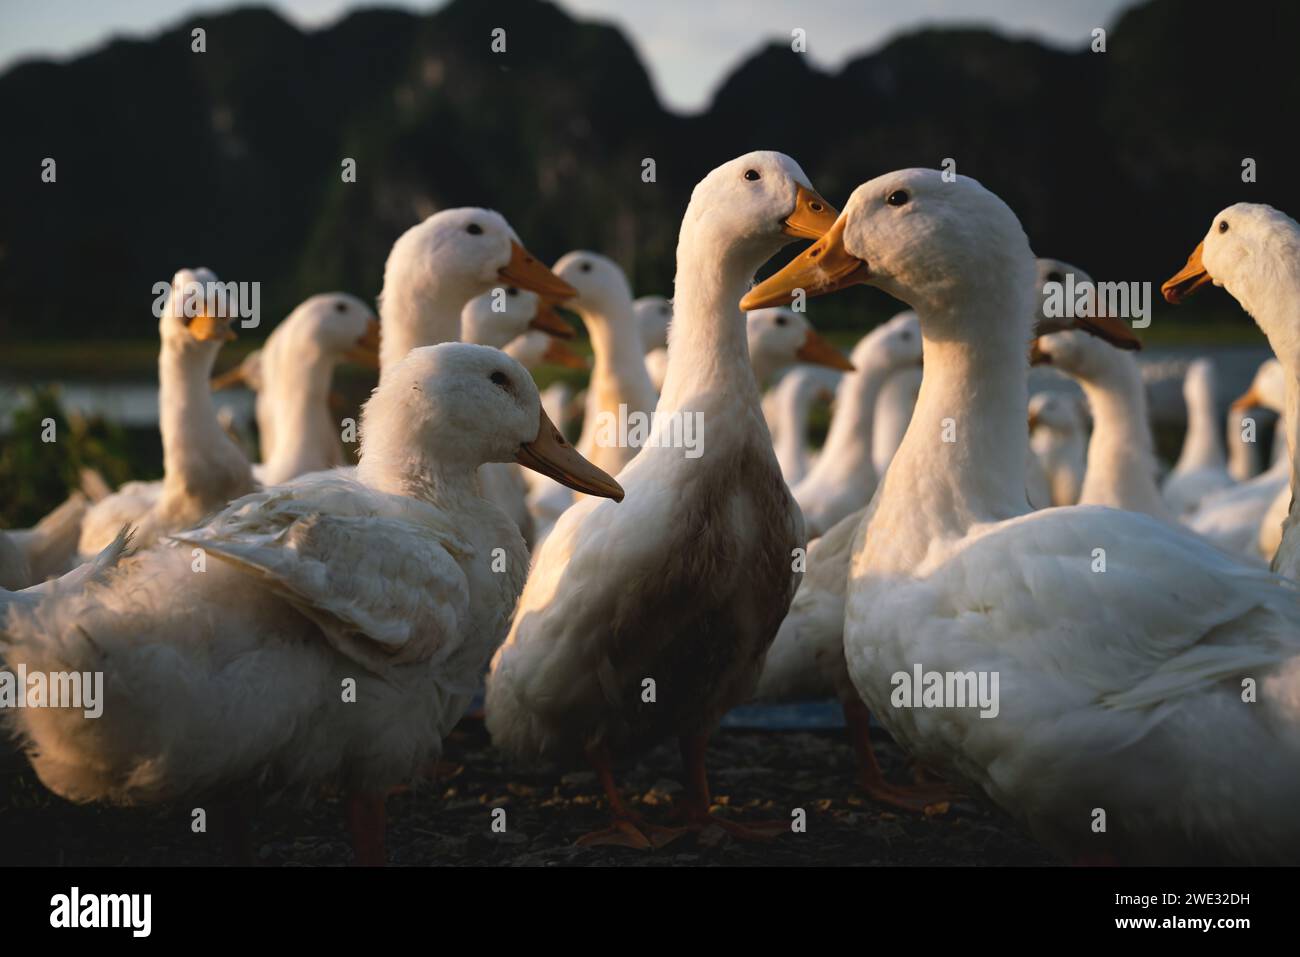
left=1164, top=203, right=1300, bottom=358
left=634, top=296, right=673, bottom=352
left=747, top=307, right=854, bottom=376
left=162, top=267, right=237, bottom=354
left=360, top=342, right=622, bottom=501
left=461, top=286, right=574, bottom=348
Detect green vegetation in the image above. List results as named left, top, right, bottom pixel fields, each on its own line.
left=0, top=387, right=135, bottom=528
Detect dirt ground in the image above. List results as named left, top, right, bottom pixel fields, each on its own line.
left=0, top=718, right=1055, bottom=866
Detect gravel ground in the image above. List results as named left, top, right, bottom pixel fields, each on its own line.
left=0, top=718, right=1055, bottom=866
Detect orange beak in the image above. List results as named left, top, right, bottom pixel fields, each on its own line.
left=500, top=242, right=578, bottom=301
left=741, top=217, right=871, bottom=311
left=528, top=300, right=575, bottom=339
left=1230, top=383, right=1264, bottom=414
left=1162, top=242, right=1214, bottom=304
left=515, top=407, right=624, bottom=501
left=783, top=185, right=840, bottom=240
left=189, top=312, right=237, bottom=342
left=343, top=317, right=382, bottom=369
left=796, top=328, right=855, bottom=372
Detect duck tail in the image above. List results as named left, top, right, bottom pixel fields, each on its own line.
left=0, top=526, right=133, bottom=630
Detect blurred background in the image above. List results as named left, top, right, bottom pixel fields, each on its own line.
left=0, top=0, right=1292, bottom=524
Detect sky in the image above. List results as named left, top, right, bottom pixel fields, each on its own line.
left=0, top=0, right=1140, bottom=112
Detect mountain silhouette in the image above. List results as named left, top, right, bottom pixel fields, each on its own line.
left=1, top=0, right=1294, bottom=341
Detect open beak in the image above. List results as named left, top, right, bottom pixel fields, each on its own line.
left=542, top=337, right=589, bottom=370
left=528, top=301, right=575, bottom=339
left=741, top=218, right=870, bottom=311
left=210, top=365, right=246, bottom=390
left=1027, top=412, right=1040, bottom=433
left=1029, top=338, right=1051, bottom=366
left=515, top=407, right=624, bottom=501
left=796, top=329, right=855, bottom=371
left=500, top=242, right=577, bottom=301
left=783, top=185, right=840, bottom=240
left=189, top=312, right=237, bottom=342
left=343, top=317, right=382, bottom=369
left=1231, top=384, right=1264, bottom=414
left=1162, top=242, right=1214, bottom=304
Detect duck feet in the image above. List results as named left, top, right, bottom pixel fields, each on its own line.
left=843, top=697, right=958, bottom=814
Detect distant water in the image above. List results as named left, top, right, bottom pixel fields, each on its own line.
left=0, top=345, right=1272, bottom=432
left=0, top=380, right=255, bottom=431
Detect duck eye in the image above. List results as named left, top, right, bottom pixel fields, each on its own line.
left=744, top=169, right=761, bottom=182
left=886, top=189, right=909, bottom=207
left=775, top=316, right=787, bottom=327
left=506, top=287, right=519, bottom=297
left=490, top=371, right=510, bottom=387
left=466, top=223, right=483, bottom=235
left=1218, top=220, right=1229, bottom=234
left=334, top=301, right=348, bottom=312
left=900, top=331, right=911, bottom=341
left=579, top=262, right=592, bottom=273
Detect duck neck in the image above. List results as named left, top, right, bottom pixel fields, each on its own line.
left=582, top=295, right=657, bottom=420
left=264, top=355, right=340, bottom=480
left=1226, top=408, right=1261, bottom=479
left=356, top=447, right=480, bottom=512
left=158, top=339, right=237, bottom=491
left=379, top=276, right=468, bottom=378
left=771, top=375, right=817, bottom=471
left=878, top=298, right=1032, bottom=546
left=658, top=229, right=770, bottom=417
left=1075, top=357, right=1167, bottom=515
left=811, top=356, right=894, bottom=483
left=1175, top=373, right=1224, bottom=471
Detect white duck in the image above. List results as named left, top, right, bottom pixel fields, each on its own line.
left=486, top=151, right=838, bottom=848
left=1026, top=391, right=1088, bottom=507
left=462, top=284, right=581, bottom=547
left=0, top=493, right=90, bottom=588
left=753, top=269, right=1137, bottom=805
left=77, top=269, right=257, bottom=558
left=746, top=307, right=852, bottom=390
left=1162, top=358, right=1235, bottom=515
left=1228, top=406, right=1262, bottom=482
left=214, top=293, right=381, bottom=486
left=553, top=251, right=659, bottom=479
left=1163, top=202, right=1300, bottom=583
left=635, top=295, right=673, bottom=393
left=792, top=313, right=923, bottom=537
left=377, top=207, right=575, bottom=377
left=1, top=344, right=622, bottom=865
left=746, top=168, right=1300, bottom=864
left=872, top=365, right=922, bottom=476
left=1184, top=359, right=1288, bottom=558
left=1031, top=326, right=1172, bottom=520
left=749, top=307, right=852, bottom=479
left=765, top=366, right=838, bottom=486
left=461, top=285, right=575, bottom=349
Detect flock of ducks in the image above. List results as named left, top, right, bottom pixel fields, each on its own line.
left=2, top=150, right=1300, bottom=865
